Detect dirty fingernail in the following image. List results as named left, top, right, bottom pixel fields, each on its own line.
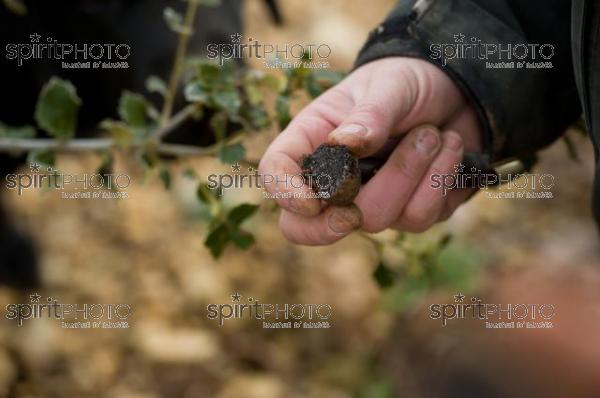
left=443, top=131, right=463, bottom=152
left=415, top=127, right=441, bottom=155
left=328, top=205, right=363, bottom=234
left=289, top=197, right=321, bottom=217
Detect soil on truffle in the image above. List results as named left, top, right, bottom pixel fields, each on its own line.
left=300, top=144, right=361, bottom=206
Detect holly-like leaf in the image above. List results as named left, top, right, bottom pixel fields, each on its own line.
left=163, top=7, right=185, bottom=33
left=34, top=77, right=81, bottom=139
left=227, top=203, right=259, bottom=226
left=100, top=120, right=134, bottom=147
left=213, top=88, right=241, bottom=115
left=184, top=81, right=210, bottom=103
left=118, top=91, right=156, bottom=127
left=218, top=143, right=245, bottom=164
left=145, top=75, right=167, bottom=96
left=241, top=106, right=270, bottom=130
left=204, top=224, right=229, bottom=258
left=0, top=122, right=36, bottom=139
left=27, top=150, right=55, bottom=167
left=373, top=261, right=396, bottom=289
left=229, top=228, right=255, bottom=249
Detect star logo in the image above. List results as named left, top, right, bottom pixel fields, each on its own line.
left=231, top=292, right=242, bottom=302
left=454, top=33, right=465, bottom=43
left=30, top=33, right=41, bottom=43
left=231, top=163, right=241, bottom=172
left=29, top=293, right=41, bottom=303
left=454, top=163, right=465, bottom=173
left=454, top=293, right=466, bottom=303
left=230, top=33, right=242, bottom=43
left=30, top=162, right=41, bottom=173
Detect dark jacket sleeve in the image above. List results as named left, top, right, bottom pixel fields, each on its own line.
left=355, top=0, right=581, bottom=162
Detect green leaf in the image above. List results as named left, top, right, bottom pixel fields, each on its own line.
left=145, top=75, right=167, bottom=96
left=241, top=106, right=270, bottom=130
left=244, top=82, right=263, bottom=106
left=34, top=77, right=81, bottom=139
left=0, top=122, right=36, bottom=139
left=163, top=7, right=185, bottom=33
left=229, top=228, right=255, bottom=249
left=197, top=182, right=219, bottom=204
left=182, top=168, right=198, bottom=179
left=118, top=91, right=156, bottom=127
left=227, top=203, right=259, bottom=226
left=97, top=151, right=114, bottom=176
left=275, top=94, right=291, bottom=130
left=100, top=119, right=134, bottom=147
left=213, top=88, right=241, bottom=115
left=159, top=166, right=171, bottom=189
left=204, top=224, right=229, bottom=258
left=27, top=150, right=55, bottom=167
left=373, top=261, right=395, bottom=289
left=218, top=143, right=245, bottom=164
left=184, top=82, right=210, bottom=103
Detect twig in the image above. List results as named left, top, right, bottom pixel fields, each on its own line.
left=160, top=0, right=201, bottom=127
left=0, top=131, right=248, bottom=157
left=153, top=103, right=198, bottom=140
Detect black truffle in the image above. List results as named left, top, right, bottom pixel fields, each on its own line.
left=300, top=144, right=361, bottom=206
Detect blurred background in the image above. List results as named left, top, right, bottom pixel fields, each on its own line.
left=1, top=0, right=600, bottom=397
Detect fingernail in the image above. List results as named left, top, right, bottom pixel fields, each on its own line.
left=329, top=124, right=370, bottom=156
left=335, top=123, right=369, bottom=136
left=289, top=197, right=321, bottom=216
left=328, top=205, right=363, bottom=234
left=415, top=128, right=440, bottom=155
left=443, top=131, right=463, bottom=152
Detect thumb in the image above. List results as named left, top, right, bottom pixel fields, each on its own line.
left=327, top=58, right=466, bottom=157
left=327, top=99, right=400, bottom=158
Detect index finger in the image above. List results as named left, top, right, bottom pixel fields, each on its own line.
left=258, top=90, right=352, bottom=216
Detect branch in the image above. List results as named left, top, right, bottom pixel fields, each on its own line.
left=160, top=0, right=201, bottom=126
left=153, top=103, right=198, bottom=141
left=0, top=130, right=248, bottom=157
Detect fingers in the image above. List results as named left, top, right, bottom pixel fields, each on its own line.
left=258, top=90, right=354, bottom=217
left=355, top=125, right=443, bottom=233
left=279, top=205, right=363, bottom=245
left=392, top=131, right=465, bottom=232
left=258, top=150, right=322, bottom=216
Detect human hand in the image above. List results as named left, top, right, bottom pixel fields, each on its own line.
left=258, top=57, right=483, bottom=245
